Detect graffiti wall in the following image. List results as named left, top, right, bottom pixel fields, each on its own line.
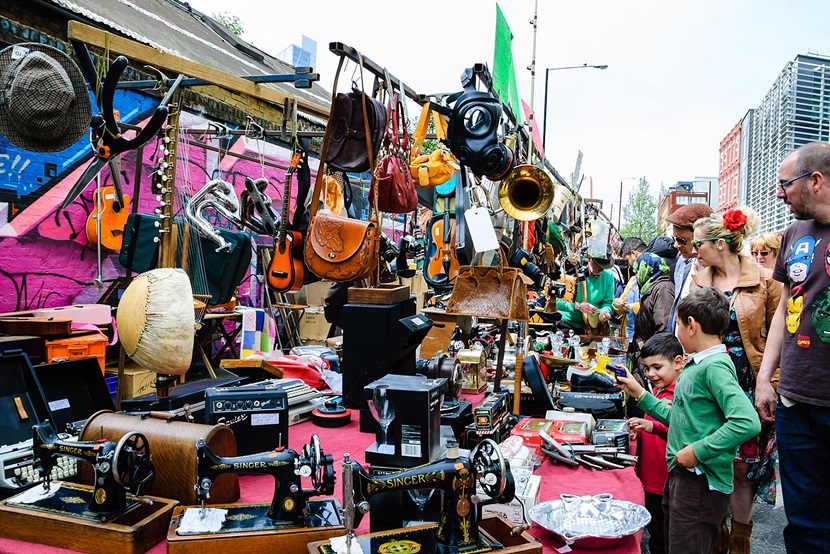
left=0, top=88, right=313, bottom=313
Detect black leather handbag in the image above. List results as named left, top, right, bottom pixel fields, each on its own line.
left=325, top=89, right=386, bottom=173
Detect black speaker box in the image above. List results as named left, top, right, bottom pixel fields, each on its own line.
left=340, top=299, right=433, bottom=409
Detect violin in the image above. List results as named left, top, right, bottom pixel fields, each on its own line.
left=424, top=211, right=460, bottom=288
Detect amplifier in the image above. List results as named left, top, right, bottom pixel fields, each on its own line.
left=205, top=386, right=288, bottom=456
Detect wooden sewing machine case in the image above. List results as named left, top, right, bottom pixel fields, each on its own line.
left=78, top=410, right=239, bottom=505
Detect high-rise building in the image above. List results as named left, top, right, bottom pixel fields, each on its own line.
left=744, top=54, right=830, bottom=233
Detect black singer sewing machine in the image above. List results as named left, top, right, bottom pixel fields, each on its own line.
left=334, top=439, right=517, bottom=554
left=12, top=421, right=154, bottom=520
left=166, top=434, right=343, bottom=554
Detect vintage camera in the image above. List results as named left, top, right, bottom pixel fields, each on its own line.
left=549, top=281, right=567, bottom=299
left=379, top=233, right=399, bottom=263
left=395, top=234, right=423, bottom=278
left=508, top=247, right=548, bottom=290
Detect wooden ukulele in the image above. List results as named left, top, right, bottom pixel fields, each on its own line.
left=267, top=151, right=305, bottom=293
left=86, top=185, right=131, bottom=250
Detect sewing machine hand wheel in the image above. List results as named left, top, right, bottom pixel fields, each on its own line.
left=303, top=434, right=335, bottom=494
left=471, top=438, right=508, bottom=500
left=113, top=432, right=154, bottom=495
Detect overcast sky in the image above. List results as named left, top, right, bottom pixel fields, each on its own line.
left=186, top=0, right=828, bottom=217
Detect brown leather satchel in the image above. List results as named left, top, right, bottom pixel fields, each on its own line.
left=325, top=89, right=386, bottom=173
left=446, top=252, right=530, bottom=321
left=304, top=54, right=380, bottom=282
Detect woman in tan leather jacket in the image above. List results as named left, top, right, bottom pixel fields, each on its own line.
left=690, top=207, right=782, bottom=554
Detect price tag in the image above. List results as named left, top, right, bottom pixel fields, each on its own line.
left=11, top=45, right=30, bottom=60
left=464, top=206, right=498, bottom=252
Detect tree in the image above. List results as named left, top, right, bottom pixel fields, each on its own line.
left=620, top=177, right=659, bottom=242
left=212, top=11, right=243, bottom=36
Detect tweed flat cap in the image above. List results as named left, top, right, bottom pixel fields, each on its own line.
left=0, top=43, right=91, bottom=152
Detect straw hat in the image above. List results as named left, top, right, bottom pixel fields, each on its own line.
left=0, top=43, right=91, bottom=152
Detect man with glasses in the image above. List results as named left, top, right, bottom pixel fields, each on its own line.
left=756, top=141, right=830, bottom=552
left=664, top=203, right=714, bottom=333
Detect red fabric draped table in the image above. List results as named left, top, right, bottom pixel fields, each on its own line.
left=0, top=413, right=644, bottom=554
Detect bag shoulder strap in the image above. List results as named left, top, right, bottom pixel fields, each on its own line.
left=411, top=102, right=431, bottom=156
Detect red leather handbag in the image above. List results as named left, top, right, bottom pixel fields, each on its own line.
left=371, top=89, right=418, bottom=214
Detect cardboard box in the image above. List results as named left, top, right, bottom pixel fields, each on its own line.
left=548, top=419, right=589, bottom=445
left=300, top=281, right=331, bottom=307
left=510, top=417, right=553, bottom=454
left=299, top=306, right=329, bottom=345
left=106, top=364, right=156, bottom=401
left=545, top=409, right=596, bottom=437
left=481, top=470, right=541, bottom=525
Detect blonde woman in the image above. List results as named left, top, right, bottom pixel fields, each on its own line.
left=690, top=207, right=782, bottom=554
left=749, top=233, right=781, bottom=270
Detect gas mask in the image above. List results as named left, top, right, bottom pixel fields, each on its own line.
left=446, top=87, right=515, bottom=181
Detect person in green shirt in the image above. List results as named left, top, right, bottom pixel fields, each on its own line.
left=616, top=286, right=761, bottom=554
left=555, top=251, right=616, bottom=334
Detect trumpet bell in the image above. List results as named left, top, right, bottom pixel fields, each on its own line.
left=497, top=164, right=555, bottom=221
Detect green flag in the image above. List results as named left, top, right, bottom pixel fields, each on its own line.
left=493, top=4, right=520, bottom=119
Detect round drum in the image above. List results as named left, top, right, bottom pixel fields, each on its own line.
left=79, top=410, right=239, bottom=505
left=117, top=268, right=194, bottom=375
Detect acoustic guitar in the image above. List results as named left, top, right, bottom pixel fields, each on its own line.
left=267, top=151, right=305, bottom=293
left=86, top=186, right=131, bottom=250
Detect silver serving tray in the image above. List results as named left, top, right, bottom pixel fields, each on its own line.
left=529, top=493, right=651, bottom=548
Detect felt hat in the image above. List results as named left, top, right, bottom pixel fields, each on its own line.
left=665, top=203, right=713, bottom=230
left=590, top=244, right=615, bottom=270
left=0, top=43, right=91, bottom=153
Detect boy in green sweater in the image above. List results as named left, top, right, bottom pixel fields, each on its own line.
left=616, top=286, right=760, bottom=553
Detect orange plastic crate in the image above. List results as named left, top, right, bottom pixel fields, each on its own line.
left=45, top=331, right=107, bottom=373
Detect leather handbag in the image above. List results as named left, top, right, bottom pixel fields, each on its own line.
left=445, top=251, right=530, bottom=321
left=324, top=89, right=386, bottom=173
left=409, top=102, right=459, bottom=187
left=372, top=89, right=418, bottom=214
left=304, top=54, right=379, bottom=282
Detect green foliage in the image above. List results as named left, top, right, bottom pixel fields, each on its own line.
left=212, top=11, right=243, bottom=36
left=620, top=177, right=659, bottom=243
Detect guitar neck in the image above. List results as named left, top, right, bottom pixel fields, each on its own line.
left=158, top=90, right=182, bottom=269
left=278, top=168, right=293, bottom=241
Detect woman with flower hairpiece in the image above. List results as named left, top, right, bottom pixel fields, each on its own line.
left=689, top=207, right=782, bottom=554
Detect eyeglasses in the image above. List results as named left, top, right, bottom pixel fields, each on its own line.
left=691, top=237, right=731, bottom=249
left=779, top=171, right=813, bottom=192
left=672, top=235, right=688, bottom=246
left=751, top=250, right=770, bottom=257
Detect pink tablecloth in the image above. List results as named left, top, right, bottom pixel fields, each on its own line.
left=0, top=416, right=644, bottom=554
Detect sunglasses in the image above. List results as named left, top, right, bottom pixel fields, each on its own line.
left=672, top=235, right=688, bottom=246
left=751, top=250, right=770, bottom=257
left=779, top=171, right=813, bottom=192
left=691, top=237, right=731, bottom=249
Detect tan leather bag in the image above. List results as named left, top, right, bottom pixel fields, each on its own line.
left=446, top=252, right=529, bottom=321
left=304, top=54, right=379, bottom=282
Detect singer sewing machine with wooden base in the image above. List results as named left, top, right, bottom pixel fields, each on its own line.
left=0, top=422, right=177, bottom=554
left=166, top=434, right=344, bottom=554
left=308, top=439, right=541, bottom=554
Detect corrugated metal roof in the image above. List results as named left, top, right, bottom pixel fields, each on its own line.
left=47, top=0, right=331, bottom=114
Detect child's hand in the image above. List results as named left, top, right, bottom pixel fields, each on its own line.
left=614, top=368, right=645, bottom=399
left=674, top=445, right=698, bottom=469
left=628, top=417, right=653, bottom=436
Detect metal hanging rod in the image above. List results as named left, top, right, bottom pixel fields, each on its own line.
left=116, top=67, right=319, bottom=91
left=328, top=42, right=428, bottom=104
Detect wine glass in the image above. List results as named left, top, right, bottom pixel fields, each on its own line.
left=368, top=385, right=395, bottom=453
left=408, top=488, right=435, bottom=523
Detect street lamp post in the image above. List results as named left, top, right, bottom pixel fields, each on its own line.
left=542, top=64, right=608, bottom=153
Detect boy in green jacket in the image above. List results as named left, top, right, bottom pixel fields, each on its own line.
left=616, top=286, right=761, bottom=553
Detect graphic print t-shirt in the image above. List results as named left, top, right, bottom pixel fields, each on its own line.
left=773, top=220, right=830, bottom=406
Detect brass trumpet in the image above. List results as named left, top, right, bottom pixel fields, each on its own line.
left=497, top=164, right=555, bottom=221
